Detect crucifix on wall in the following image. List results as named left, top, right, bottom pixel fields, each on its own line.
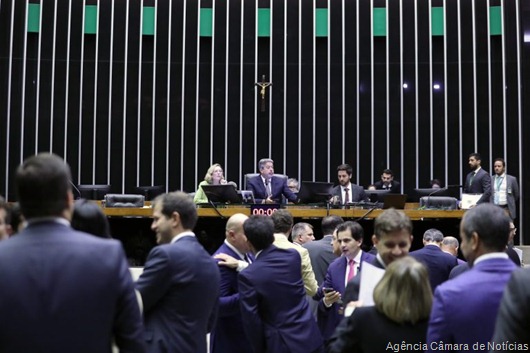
left=255, top=75, right=272, bottom=112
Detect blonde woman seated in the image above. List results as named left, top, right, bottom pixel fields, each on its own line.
left=193, top=164, right=236, bottom=204
left=328, top=257, right=432, bottom=353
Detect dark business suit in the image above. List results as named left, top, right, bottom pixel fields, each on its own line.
left=374, top=180, right=401, bottom=193
left=303, top=235, right=339, bottom=285
left=330, top=184, right=369, bottom=204
left=463, top=167, right=492, bottom=204
left=343, top=256, right=385, bottom=305
left=0, top=220, right=145, bottom=353
left=136, top=234, right=220, bottom=353
left=238, top=246, right=323, bottom=353
left=409, top=244, right=458, bottom=291
left=426, top=257, right=517, bottom=350
left=316, top=252, right=375, bottom=341
left=491, top=173, right=519, bottom=219
left=328, top=306, right=429, bottom=353
left=210, top=242, right=251, bottom=353
left=491, top=269, right=530, bottom=348
left=247, top=175, right=298, bottom=203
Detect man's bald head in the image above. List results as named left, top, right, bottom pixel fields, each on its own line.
left=225, top=213, right=249, bottom=253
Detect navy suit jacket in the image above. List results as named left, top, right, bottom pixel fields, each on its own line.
left=238, top=245, right=323, bottom=353
left=409, top=245, right=458, bottom=291
left=316, top=252, right=375, bottom=341
left=210, top=242, right=251, bottom=353
left=247, top=175, right=298, bottom=203
left=463, top=168, right=492, bottom=203
left=136, top=235, right=220, bottom=353
left=426, top=257, right=517, bottom=350
left=0, top=221, right=145, bottom=353
left=374, top=180, right=401, bottom=193
left=330, top=184, right=369, bottom=204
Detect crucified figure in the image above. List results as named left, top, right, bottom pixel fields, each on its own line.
left=255, top=75, right=272, bottom=112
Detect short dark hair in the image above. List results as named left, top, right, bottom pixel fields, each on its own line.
left=8, top=202, right=22, bottom=233
left=321, top=215, right=344, bottom=236
left=493, top=158, right=505, bottom=167
left=374, top=209, right=412, bottom=239
left=461, top=203, right=510, bottom=252
left=15, top=153, right=71, bottom=219
left=270, top=209, right=293, bottom=234
left=469, top=152, right=481, bottom=161
left=337, top=164, right=353, bottom=176
left=336, top=221, right=364, bottom=241
left=153, top=192, right=198, bottom=230
left=382, top=169, right=394, bottom=176
left=244, top=215, right=275, bottom=251
left=71, top=199, right=111, bottom=238
left=423, top=228, right=444, bottom=243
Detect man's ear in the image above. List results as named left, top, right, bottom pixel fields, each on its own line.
left=371, top=234, right=378, bottom=246
left=471, top=232, right=480, bottom=251
left=170, top=211, right=181, bottom=228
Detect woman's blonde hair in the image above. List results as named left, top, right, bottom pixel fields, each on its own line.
left=204, top=163, right=223, bottom=183
left=373, top=256, right=432, bottom=324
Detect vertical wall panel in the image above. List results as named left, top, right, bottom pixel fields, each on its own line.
left=0, top=0, right=529, bottom=240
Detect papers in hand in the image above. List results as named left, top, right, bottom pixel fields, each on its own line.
left=461, top=193, right=482, bottom=209
left=358, top=262, right=385, bottom=306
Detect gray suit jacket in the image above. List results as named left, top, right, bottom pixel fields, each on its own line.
left=303, top=235, right=338, bottom=285
left=330, top=184, right=368, bottom=204
left=491, top=174, right=519, bottom=219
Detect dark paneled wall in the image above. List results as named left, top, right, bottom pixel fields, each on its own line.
left=1, top=0, right=529, bottom=241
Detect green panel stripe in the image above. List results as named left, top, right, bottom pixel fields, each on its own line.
left=200, top=8, right=213, bottom=37
left=258, top=9, right=270, bottom=37
left=315, top=9, right=328, bottom=37
left=373, top=8, right=386, bottom=37
left=143, top=6, right=155, bottom=35
left=490, top=6, right=502, bottom=35
left=84, top=5, right=97, bottom=34
left=432, top=7, right=444, bottom=36
left=27, top=3, right=40, bottom=33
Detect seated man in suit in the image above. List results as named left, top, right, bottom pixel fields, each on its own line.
left=238, top=215, right=324, bottom=353
left=0, top=153, right=145, bottom=353
left=210, top=213, right=252, bottom=353
left=374, top=168, right=401, bottom=193
left=330, top=164, right=368, bottom=205
left=463, top=152, right=491, bottom=204
left=342, top=208, right=413, bottom=305
left=136, top=192, right=220, bottom=353
left=316, top=221, right=375, bottom=342
left=426, top=203, right=518, bottom=350
left=247, top=158, right=298, bottom=204
left=410, top=229, right=458, bottom=291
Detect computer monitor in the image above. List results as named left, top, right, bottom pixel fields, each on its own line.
left=77, top=185, right=111, bottom=200
left=201, top=184, right=242, bottom=204
left=382, top=194, right=408, bottom=209
left=365, top=189, right=391, bottom=203
left=135, top=185, right=165, bottom=201
left=297, top=181, right=334, bottom=204
left=413, top=188, right=451, bottom=202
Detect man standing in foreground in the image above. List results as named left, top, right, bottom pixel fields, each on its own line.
left=238, top=215, right=324, bottom=353
left=136, top=192, right=220, bottom=353
left=0, top=153, right=145, bottom=352
left=426, top=203, right=517, bottom=350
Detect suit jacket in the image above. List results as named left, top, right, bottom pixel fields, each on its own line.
left=490, top=173, right=519, bottom=219
left=303, top=235, right=339, bottom=285
left=210, top=242, right=251, bottom=353
left=409, top=245, right=458, bottom=291
left=491, top=268, right=530, bottom=348
left=328, top=306, right=429, bottom=353
left=136, top=235, right=220, bottom=353
left=274, top=234, right=318, bottom=296
left=463, top=168, right=491, bottom=204
left=374, top=180, right=401, bottom=194
left=342, top=257, right=385, bottom=305
left=0, top=220, right=145, bottom=353
left=330, top=184, right=369, bottom=204
left=426, top=257, right=517, bottom=350
left=316, top=252, right=375, bottom=341
left=247, top=175, right=298, bottom=203
left=238, top=245, right=323, bottom=353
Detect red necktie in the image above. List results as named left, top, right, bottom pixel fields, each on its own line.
left=347, top=259, right=356, bottom=281
left=344, top=188, right=350, bottom=204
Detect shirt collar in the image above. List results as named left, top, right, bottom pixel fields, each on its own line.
left=171, top=231, right=195, bottom=244
left=224, top=239, right=246, bottom=260
left=473, top=252, right=509, bottom=265
left=27, top=217, right=70, bottom=227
